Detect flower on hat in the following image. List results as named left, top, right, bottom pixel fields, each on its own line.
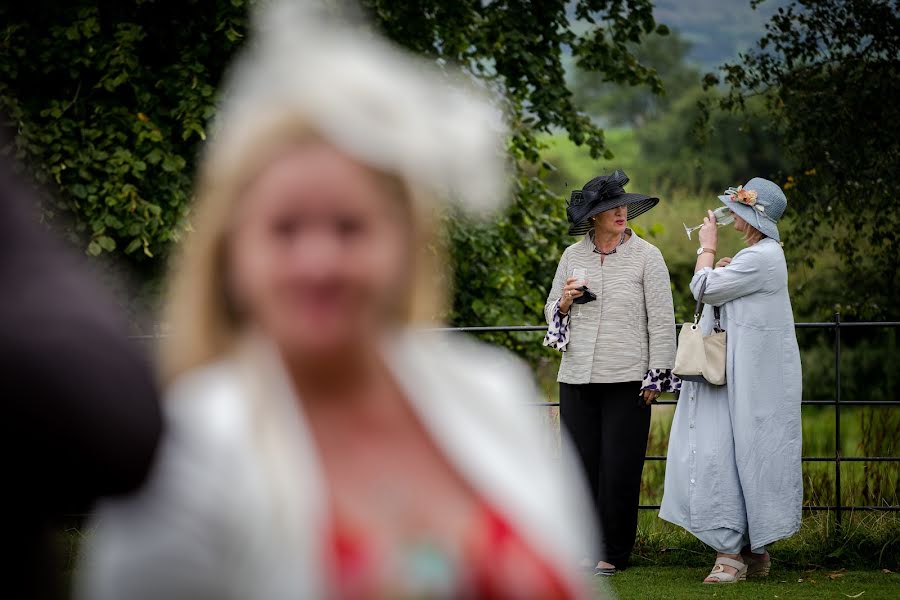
left=725, top=185, right=766, bottom=214
left=728, top=185, right=757, bottom=205
left=725, top=185, right=765, bottom=213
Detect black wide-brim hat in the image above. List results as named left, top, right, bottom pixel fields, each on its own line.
left=566, top=170, right=658, bottom=235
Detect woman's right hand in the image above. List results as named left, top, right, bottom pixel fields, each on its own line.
left=559, top=277, right=585, bottom=314
left=698, top=210, right=719, bottom=252
left=715, top=257, right=732, bottom=269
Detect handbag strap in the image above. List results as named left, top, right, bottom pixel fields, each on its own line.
left=692, top=277, right=707, bottom=323
left=693, top=275, right=722, bottom=329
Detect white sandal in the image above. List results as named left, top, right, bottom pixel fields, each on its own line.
left=703, top=557, right=747, bottom=584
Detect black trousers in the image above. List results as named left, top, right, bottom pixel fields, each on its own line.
left=560, top=381, right=650, bottom=568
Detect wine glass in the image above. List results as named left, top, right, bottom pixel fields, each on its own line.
left=683, top=206, right=735, bottom=240
left=572, top=268, right=587, bottom=317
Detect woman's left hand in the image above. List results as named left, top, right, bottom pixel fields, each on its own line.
left=641, top=389, right=661, bottom=405
left=698, top=209, right=718, bottom=251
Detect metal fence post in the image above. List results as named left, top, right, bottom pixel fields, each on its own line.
left=834, top=310, right=842, bottom=527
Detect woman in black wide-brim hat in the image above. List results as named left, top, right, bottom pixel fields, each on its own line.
left=543, top=170, right=678, bottom=576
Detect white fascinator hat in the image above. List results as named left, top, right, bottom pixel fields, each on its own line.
left=206, top=0, right=510, bottom=216
left=163, top=1, right=511, bottom=380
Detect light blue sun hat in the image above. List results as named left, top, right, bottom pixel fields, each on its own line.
left=717, top=177, right=787, bottom=242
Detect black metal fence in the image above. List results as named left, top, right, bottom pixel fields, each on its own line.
left=133, top=314, right=897, bottom=522
left=442, top=313, right=899, bottom=524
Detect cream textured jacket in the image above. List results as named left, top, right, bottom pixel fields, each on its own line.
left=77, top=332, right=598, bottom=600
left=545, top=230, right=677, bottom=384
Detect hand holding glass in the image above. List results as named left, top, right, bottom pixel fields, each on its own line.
left=569, top=268, right=597, bottom=309
left=684, top=206, right=735, bottom=240
left=572, top=268, right=587, bottom=287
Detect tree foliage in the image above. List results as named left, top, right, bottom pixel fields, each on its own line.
left=1, top=0, right=668, bottom=335
left=706, top=0, right=900, bottom=319
left=364, top=0, right=666, bottom=163
left=567, top=28, right=791, bottom=201
left=636, top=88, right=790, bottom=193
left=573, top=28, right=692, bottom=127
left=0, top=1, right=248, bottom=276
left=360, top=1, right=668, bottom=333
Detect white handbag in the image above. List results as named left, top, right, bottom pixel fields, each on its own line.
left=673, top=277, right=727, bottom=386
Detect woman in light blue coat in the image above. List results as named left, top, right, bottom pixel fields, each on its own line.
left=660, top=178, right=802, bottom=584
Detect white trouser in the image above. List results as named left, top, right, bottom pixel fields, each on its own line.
left=693, top=527, right=767, bottom=555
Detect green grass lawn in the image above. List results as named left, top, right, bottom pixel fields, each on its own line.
left=598, top=566, right=898, bottom=600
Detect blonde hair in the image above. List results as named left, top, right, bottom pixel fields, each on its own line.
left=160, top=111, right=446, bottom=384
left=742, top=222, right=766, bottom=246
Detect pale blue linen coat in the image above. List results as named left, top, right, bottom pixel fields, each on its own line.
left=659, top=238, right=802, bottom=550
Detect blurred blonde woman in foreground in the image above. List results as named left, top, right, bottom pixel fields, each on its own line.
left=77, top=3, right=596, bottom=599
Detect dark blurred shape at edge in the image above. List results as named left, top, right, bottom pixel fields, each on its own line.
left=0, top=141, right=162, bottom=599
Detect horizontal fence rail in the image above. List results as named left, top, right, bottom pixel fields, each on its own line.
left=438, top=315, right=899, bottom=524
left=129, top=316, right=898, bottom=523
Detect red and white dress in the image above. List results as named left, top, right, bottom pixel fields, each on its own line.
left=78, top=333, right=599, bottom=599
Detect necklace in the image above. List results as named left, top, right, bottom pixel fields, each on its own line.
left=593, top=230, right=626, bottom=256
